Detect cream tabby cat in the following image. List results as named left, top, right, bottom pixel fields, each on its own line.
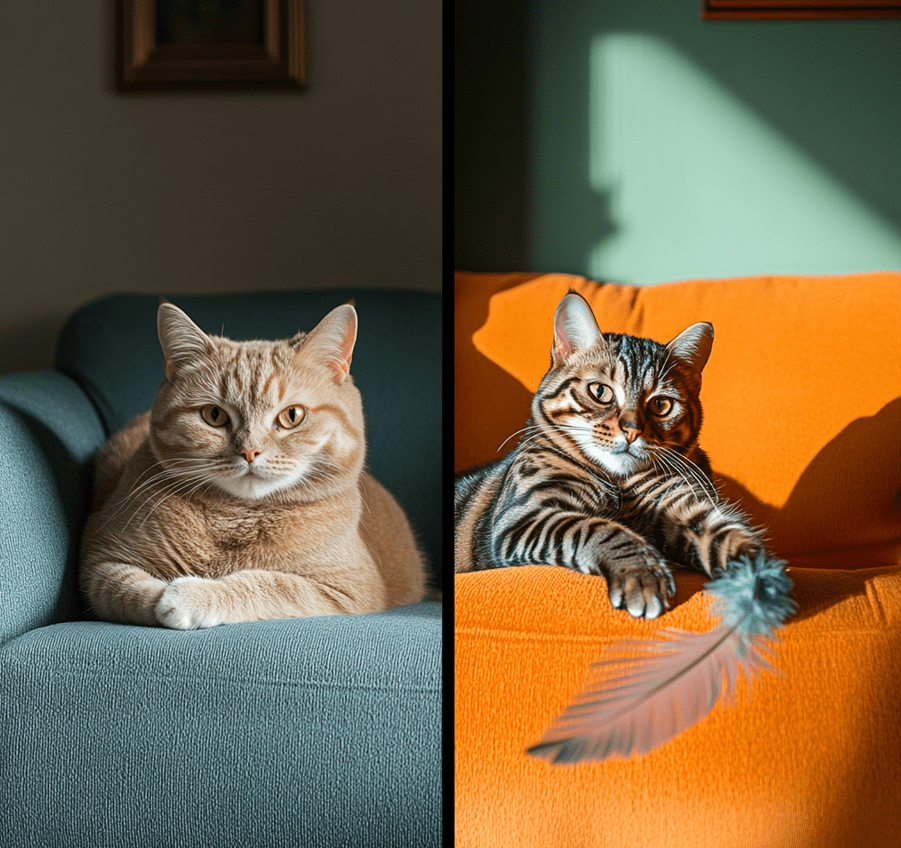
left=80, top=301, right=426, bottom=629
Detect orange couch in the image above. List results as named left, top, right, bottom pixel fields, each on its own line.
left=454, top=272, right=901, bottom=848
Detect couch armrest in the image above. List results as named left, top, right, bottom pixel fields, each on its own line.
left=0, top=370, right=105, bottom=644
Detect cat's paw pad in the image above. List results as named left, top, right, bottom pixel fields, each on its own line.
left=155, top=578, right=223, bottom=630
left=605, top=549, right=675, bottom=620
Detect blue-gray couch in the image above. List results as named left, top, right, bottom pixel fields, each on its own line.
left=0, top=289, right=442, bottom=847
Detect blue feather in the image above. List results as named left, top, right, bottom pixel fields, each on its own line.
left=527, top=553, right=796, bottom=764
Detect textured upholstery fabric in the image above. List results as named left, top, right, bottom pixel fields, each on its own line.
left=454, top=272, right=901, bottom=848
left=2, top=608, right=440, bottom=847
left=0, top=289, right=442, bottom=848
left=456, top=565, right=901, bottom=848
left=0, top=370, right=105, bottom=642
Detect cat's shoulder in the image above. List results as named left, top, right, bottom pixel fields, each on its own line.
left=91, top=410, right=153, bottom=511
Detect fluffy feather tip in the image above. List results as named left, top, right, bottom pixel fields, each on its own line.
left=527, top=553, right=795, bottom=764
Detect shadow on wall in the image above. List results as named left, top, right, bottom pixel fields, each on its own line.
left=714, top=395, right=901, bottom=572
left=453, top=274, right=537, bottom=474
left=584, top=33, right=901, bottom=284
left=455, top=0, right=901, bottom=281
left=0, top=313, right=71, bottom=377
left=453, top=0, right=532, bottom=273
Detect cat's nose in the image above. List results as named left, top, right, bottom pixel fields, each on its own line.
left=240, top=447, right=263, bottom=464
left=622, top=428, right=641, bottom=444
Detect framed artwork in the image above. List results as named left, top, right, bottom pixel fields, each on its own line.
left=702, top=1, right=901, bottom=18
left=117, top=0, right=306, bottom=92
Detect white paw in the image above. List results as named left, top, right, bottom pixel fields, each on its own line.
left=155, top=577, right=223, bottom=630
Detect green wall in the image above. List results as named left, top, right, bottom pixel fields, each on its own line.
left=455, top=0, right=901, bottom=284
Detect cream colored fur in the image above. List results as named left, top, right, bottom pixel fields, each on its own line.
left=79, top=302, right=426, bottom=629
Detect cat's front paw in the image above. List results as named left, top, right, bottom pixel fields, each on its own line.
left=604, top=546, right=675, bottom=620
left=155, top=577, right=223, bottom=630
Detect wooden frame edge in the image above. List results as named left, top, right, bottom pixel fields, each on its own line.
left=116, top=0, right=307, bottom=93
left=702, top=1, right=901, bottom=18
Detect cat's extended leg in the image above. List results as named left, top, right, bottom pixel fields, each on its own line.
left=672, top=503, right=765, bottom=575
left=80, top=561, right=168, bottom=627
left=491, top=510, right=676, bottom=619
left=626, top=472, right=765, bottom=575
left=155, top=568, right=388, bottom=630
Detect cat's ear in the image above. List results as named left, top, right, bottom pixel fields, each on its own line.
left=157, top=301, right=214, bottom=379
left=665, top=322, right=714, bottom=374
left=293, top=304, right=357, bottom=383
left=552, top=291, right=604, bottom=367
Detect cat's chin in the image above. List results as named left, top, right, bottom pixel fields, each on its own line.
left=585, top=446, right=650, bottom=477
left=212, top=472, right=298, bottom=501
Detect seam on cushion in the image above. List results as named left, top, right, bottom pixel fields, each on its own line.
left=866, top=582, right=889, bottom=627
left=0, top=652, right=441, bottom=692
left=455, top=625, right=900, bottom=641
left=781, top=539, right=901, bottom=562
left=455, top=627, right=698, bottom=642
left=52, top=364, right=112, bottom=438
left=8, top=666, right=441, bottom=693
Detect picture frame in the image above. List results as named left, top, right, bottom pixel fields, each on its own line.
left=702, top=0, right=901, bottom=18
left=117, top=0, right=306, bottom=92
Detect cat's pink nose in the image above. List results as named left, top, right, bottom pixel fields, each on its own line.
left=240, top=447, right=262, bottom=463
left=622, top=428, right=641, bottom=444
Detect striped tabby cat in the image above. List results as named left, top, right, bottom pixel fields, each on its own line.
left=454, top=290, right=763, bottom=619
left=80, top=301, right=425, bottom=629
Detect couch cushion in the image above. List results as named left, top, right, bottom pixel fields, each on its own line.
left=55, top=288, right=442, bottom=585
left=0, top=604, right=441, bottom=847
left=0, top=371, right=106, bottom=641
left=455, top=564, right=901, bottom=848
left=455, top=272, right=901, bottom=568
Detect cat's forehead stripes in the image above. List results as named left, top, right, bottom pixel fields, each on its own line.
left=556, top=335, right=676, bottom=408
left=608, top=336, right=669, bottom=398
left=215, top=342, right=293, bottom=409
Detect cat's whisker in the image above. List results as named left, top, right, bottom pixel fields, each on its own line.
left=680, top=456, right=723, bottom=503
left=134, top=471, right=218, bottom=532
left=654, top=446, right=721, bottom=505
left=644, top=448, right=685, bottom=492
left=359, top=487, right=372, bottom=516
left=97, top=467, right=201, bottom=530
left=138, top=477, right=216, bottom=532
left=648, top=447, right=721, bottom=515
left=116, top=462, right=224, bottom=532
left=517, top=432, right=554, bottom=452
left=645, top=449, right=702, bottom=509
left=97, top=458, right=232, bottom=530
left=497, top=425, right=545, bottom=453
left=118, top=474, right=203, bottom=533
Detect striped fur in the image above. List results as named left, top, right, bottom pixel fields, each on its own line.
left=454, top=291, right=763, bottom=619
left=80, top=302, right=425, bottom=629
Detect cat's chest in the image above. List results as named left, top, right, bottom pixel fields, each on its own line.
left=513, top=450, right=618, bottom=511
left=202, top=505, right=276, bottom=549
left=122, top=478, right=355, bottom=579
left=132, top=498, right=310, bottom=579
left=199, top=500, right=304, bottom=557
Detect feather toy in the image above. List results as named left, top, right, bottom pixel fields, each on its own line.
left=527, top=553, right=796, bottom=764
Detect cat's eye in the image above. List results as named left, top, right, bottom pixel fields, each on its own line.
left=200, top=405, right=229, bottom=427
left=276, top=405, right=305, bottom=430
left=650, top=397, right=674, bottom=416
left=588, top=383, right=614, bottom=404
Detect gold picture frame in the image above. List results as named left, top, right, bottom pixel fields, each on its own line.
left=117, top=0, right=306, bottom=92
